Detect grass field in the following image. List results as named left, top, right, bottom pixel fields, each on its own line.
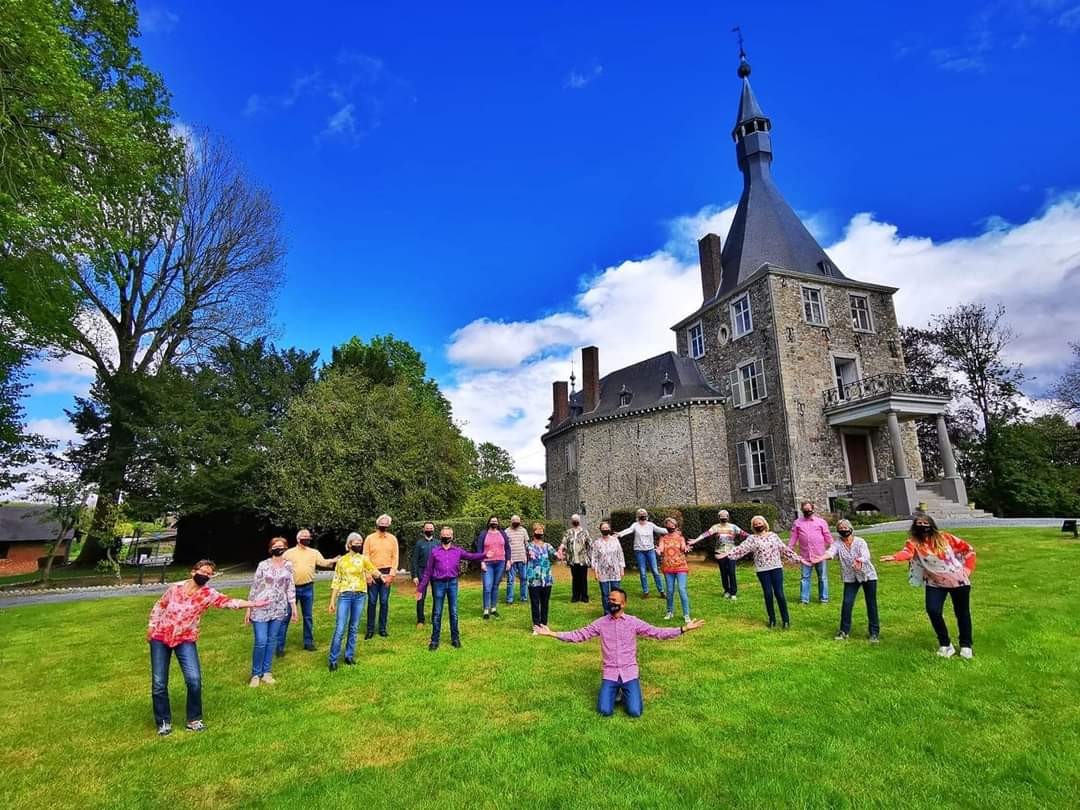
left=1, top=527, right=1078, bottom=809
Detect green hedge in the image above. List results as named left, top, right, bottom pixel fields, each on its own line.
left=607, top=503, right=781, bottom=568
left=396, top=517, right=566, bottom=576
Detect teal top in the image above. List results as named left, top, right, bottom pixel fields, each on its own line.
left=525, top=542, right=558, bottom=587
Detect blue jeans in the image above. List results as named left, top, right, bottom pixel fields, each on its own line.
left=505, top=561, right=527, bottom=603
left=599, top=579, right=621, bottom=613
left=597, top=677, right=643, bottom=717
left=841, top=580, right=880, bottom=637
left=251, top=618, right=284, bottom=677
left=149, top=639, right=202, bottom=726
left=367, top=577, right=391, bottom=635
left=329, top=591, right=367, bottom=665
left=279, top=581, right=314, bottom=651
left=800, top=561, right=829, bottom=603
left=664, top=572, right=690, bottom=617
left=431, top=578, right=459, bottom=645
left=634, top=549, right=665, bottom=595
left=482, top=560, right=506, bottom=611
left=757, top=567, right=790, bottom=625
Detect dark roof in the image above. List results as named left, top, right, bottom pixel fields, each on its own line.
left=558, top=352, right=721, bottom=429
left=716, top=73, right=846, bottom=300
left=0, top=505, right=73, bottom=543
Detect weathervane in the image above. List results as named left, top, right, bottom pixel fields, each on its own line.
left=732, top=25, right=751, bottom=77
left=569, top=360, right=577, bottom=393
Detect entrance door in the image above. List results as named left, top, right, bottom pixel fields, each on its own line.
left=844, top=433, right=873, bottom=484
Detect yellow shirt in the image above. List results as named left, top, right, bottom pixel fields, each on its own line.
left=364, top=531, right=400, bottom=572
left=282, top=545, right=332, bottom=586
left=330, top=552, right=377, bottom=593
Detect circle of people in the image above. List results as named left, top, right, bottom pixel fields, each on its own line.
left=145, top=503, right=976, bottom=734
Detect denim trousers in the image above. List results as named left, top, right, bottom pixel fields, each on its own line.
left=664, top=572, right=690, bottom=616
left=366, top=577, right=391, bottom=635
left=150, top=639, right=202, bottom=726
left=840, top=580, right=880, bottom=636
left=633, top=549, right=665, bottom=594
left=482, top=560, right=506, bottom=611
left=329, top=591, right=367, bottom=665
left=431, top=578, right=460, bottom=645
left=800, top=561, right=829, bottom=603
left=597, top=677, right=643, bottom=717
left=278, top=581, right=314, bottom=651
left=598, top=579, right=622, bottom=613
left=529, top=584, right=552, bottom=626
left=717, top=557, right=738, bottom=595
left=505, top=561, right=527, bottom=603
left=756, top=567, right=790, bottom=625
left=251, top=618, right=284, bottom=677
left=925, top=585, right=972, bottom=648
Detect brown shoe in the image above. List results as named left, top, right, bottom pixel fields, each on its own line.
left=642, top=592, right=650, bottom=599
left=416, top=622, right=424, bottom=629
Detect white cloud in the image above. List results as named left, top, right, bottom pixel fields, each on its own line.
left=323, top=104, right=357, bottom=138
left=140, top=6, right=179, bottom=34
left=242, top=94, right=264, bottom=117
left=443, top=194, right=1080, bottom=484
left=26, top=417, right=79, bottom=447
left=565, top=62, right=603, bottom=90
left=31, top=352, right=96, bottom=397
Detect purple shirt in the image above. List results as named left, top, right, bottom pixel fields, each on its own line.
left=788, top=514, right=833, bottom=558
left=417, top=544, right=486, bottom=592
left=556, top=613, right=682, bottom=682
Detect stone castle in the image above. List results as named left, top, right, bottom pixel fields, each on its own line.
left=541, top=54, right=979, bottom=525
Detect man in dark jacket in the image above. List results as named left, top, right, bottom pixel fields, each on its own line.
left=411, top=522, right=438, bottom=628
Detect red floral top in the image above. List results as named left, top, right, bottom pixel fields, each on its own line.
left=147, top=583, right=243, bottom=647
left=657, top=531, right=690, bottom=574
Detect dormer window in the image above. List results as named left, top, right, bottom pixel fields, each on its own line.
left=661, top=374, right=675, bottom=398
left=618, top=385, right=633, bottom=408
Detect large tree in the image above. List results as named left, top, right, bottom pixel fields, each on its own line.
left=462, top=481, right=543, bottom=521
left=469, top=441, right=518, bottom=486
left=1051, top=343, right=1080, bottom=416
left=989, top=415, right=1080, bottom=516
left=330, top=334, right=451, bottom=419
left=0, top=0, right=175, bottom=481
left=268, top=368, right=470, bottom=531
left=64, top=133, right=285, bottom=563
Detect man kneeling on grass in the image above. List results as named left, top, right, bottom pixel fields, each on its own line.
left=535, top=587, right=703, bottom=717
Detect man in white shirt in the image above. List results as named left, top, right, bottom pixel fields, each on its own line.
left=617, top=509, right=667, bottom=599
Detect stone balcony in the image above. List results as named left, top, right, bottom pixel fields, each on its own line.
left=822, top=372, right=950, bottom=427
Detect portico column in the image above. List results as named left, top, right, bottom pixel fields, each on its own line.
left=886, top=410, right=910, bottom=479
left=936, top=413, right=958, bottom=479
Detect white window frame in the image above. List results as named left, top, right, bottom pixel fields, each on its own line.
left=737, top=436, right=775, bottom=490
left=830, top=352, right=862, bottom=401
left=728, top=358, right=767, bottom=408
left=801, top=285, right=827, bottom=326
left=849, top=293, right=874, bottom=333
left=729, top=293, right=753, bottom=339
left=687, top=321, right=705, bottom=359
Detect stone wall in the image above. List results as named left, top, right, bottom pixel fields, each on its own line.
left=543, top=403, right=730, bottom=522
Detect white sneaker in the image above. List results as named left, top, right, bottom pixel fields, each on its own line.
left=261, top=673, right=277, bottom=685
left=730, top=595, right=737, bottom=601
left=937, top=645, right=956, bottom=658
left=683, top=616, right=691, bottom=625
left=664, top=612, right=674, bottom=620
left=531, top=626, right=539, bottom=636
left=959, top=647, right=973, bottom=659
left=248, top=676, right=261, bottom=688
left=722, top=593, right=731, bottom=599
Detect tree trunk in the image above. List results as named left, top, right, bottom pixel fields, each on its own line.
left=41, top=528, right=70, bottom=585
left=76, top=482, right=122, bottom=566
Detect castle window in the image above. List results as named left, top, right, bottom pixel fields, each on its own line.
left=818, top=259, right=836, bottom=276
left=801, top=285, right=826, bottom=326
left=618, top=385, right=633, bottom=408
left=564, top=442, right=577, bottom=473
left=687, top=321, right=705, bottom=359
left=730, top=294, right=753, bottom=338
left=728, top=358, right=767, bottom=408
left=737, top=436, right=775, bottom=489
left=850, top=294, right=874, bottom=332
left=661, top=374, right=675, bottom=398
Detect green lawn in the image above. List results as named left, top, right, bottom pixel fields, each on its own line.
left=1, top=527, right=1078, bottom=809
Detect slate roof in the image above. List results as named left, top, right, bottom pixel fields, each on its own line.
left=0, top=505, right=74, bottom=543
left=553, top=351, right=721, bottom=432
left=716, top=71, right=846, bottom=300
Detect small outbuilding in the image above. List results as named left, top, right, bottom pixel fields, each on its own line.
left=0, top=505, right=75, bottom=576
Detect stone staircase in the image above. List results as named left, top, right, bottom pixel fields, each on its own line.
left=914, top=486, right=993, bottom=520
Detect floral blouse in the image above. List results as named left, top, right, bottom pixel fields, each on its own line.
left=248, top=559, right=296, bottom=622
left=147, top=583, right=243, bottom=647
left=560, top=526, right=592, bottom=566
left=891, top=534, right=976, bottom=588
left=525, top=542, right=558, bottom=587
left=821, top=537, right=877, bottom=583
left=726, top=531, right=803, bottom=572
left=657, top=531, right=690, bottom=573
left=591, top=537, right=626, bottom=582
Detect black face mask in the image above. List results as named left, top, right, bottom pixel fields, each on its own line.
left=270, top=547, right=285, bottom=556
left=601, top=529, right=611, bottom=536
left=914, top=525, right=931, bottom=537
left=298, top=538, right=311, bottom=546
left=423, top=531, right=434, bottom=538
left=350, top=544, right=362, bottom=552
left=489, top=524, right=498, bottom=529
left=608, top=603, right=622, bottom=615
left=441, top=538, right=452, bottom=546
left=193, top=573, right=211, bottom=586
left=838, top=530, right=852, bottom=538
left=802, top=510, right=813, bottom=517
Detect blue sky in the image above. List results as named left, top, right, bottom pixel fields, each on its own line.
left=25, top=0, right=1080, bottom=481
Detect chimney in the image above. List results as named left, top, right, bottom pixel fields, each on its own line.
left=698, top=233, right=723, bottom=300
left=582, top=346, right=600, bottom=413
left=551, top=381, right=569, bottom=427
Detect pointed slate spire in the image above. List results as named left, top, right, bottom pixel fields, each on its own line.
left=713, top=47, right=845, bottom=299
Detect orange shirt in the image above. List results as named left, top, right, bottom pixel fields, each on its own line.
left=364, top=531, right=400, bottom=573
